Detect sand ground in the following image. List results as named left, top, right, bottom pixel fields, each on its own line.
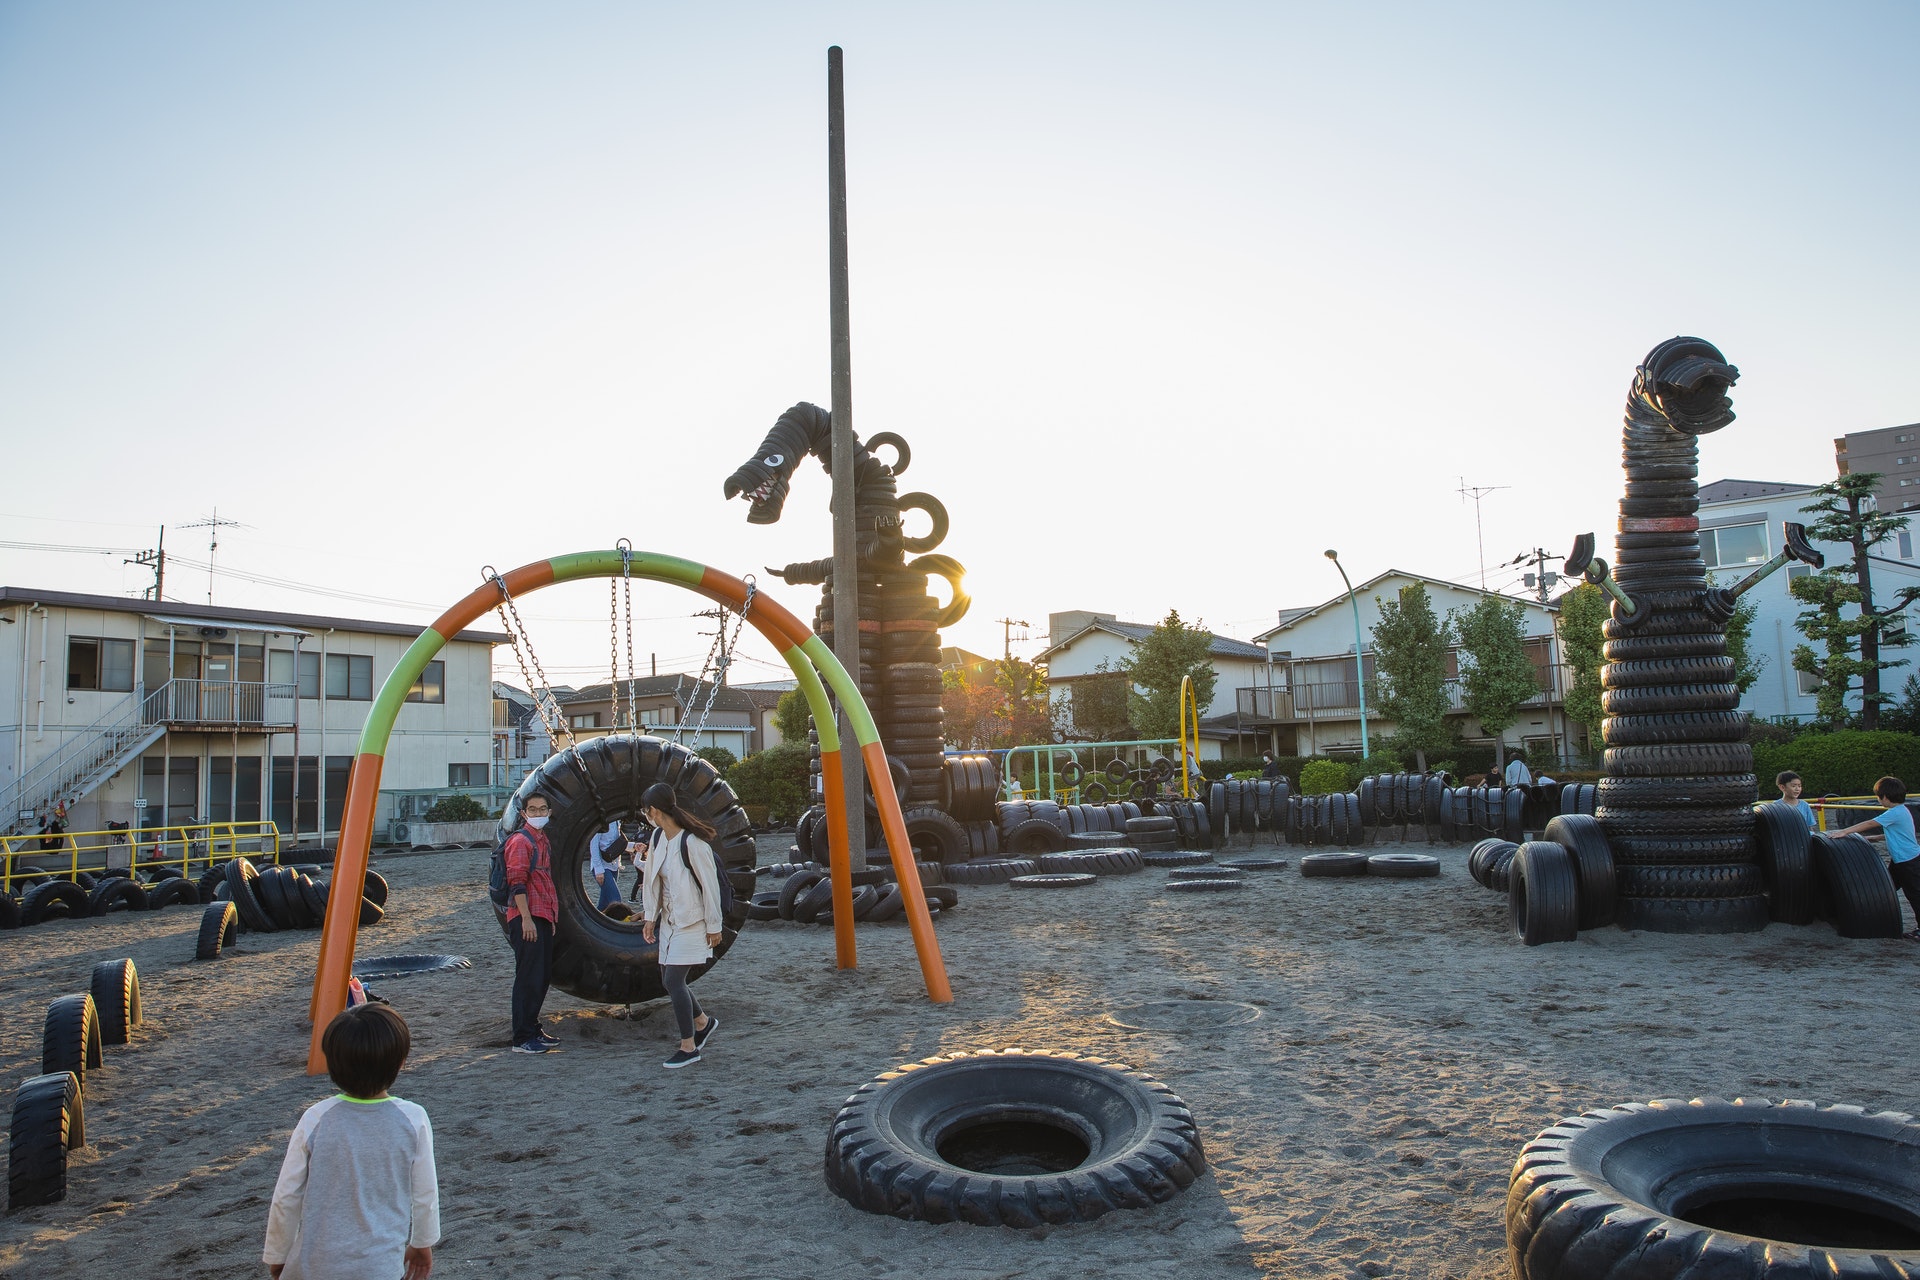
left=2, top=834, right=1917, bottom=1280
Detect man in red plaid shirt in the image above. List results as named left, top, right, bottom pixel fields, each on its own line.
left=506, top=794, right=560, bottom=1054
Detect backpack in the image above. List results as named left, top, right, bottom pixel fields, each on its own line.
left=661, top=831, right=735, bottom=918
left=488, top=829, right=544, bottom=909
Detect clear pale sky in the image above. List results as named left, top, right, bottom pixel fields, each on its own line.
left=3, top=2, right=1915, bottom=688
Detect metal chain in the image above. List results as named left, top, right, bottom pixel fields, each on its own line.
left=609, top=575, right=621, bottom=728
left=485, top=566, right=576, bottom=750
left=620, top=540, right=637, bottom=732
left=676, top=577, right=755, bottom=747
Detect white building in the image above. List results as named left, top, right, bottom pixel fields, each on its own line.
left=1, top=588, right=502, bottom=840
left=1696, top=479, right=1920, bottom=723
left=1249, top=571, right=1574, bottom=762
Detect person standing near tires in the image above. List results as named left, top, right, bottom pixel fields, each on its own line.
left=1832, top=776, right=1920, bottom=940
left=588, top=819, right=626, bottom=912
left=638, top=782, right=723, bottom=1069
left=1775, top=771, right=1817, bottom=829
left=505, top=795, right=560, bottom=1054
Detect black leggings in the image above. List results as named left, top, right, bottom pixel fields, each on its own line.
left=661, top=964, right=704, bottom=1040
left=1891, top=858, right=1920, bottom=931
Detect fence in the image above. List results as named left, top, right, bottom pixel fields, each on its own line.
left=1, top=821, right=283, bottom=894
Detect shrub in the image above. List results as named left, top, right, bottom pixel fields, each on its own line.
left=1198, top=756, right=1275, bottom=781
left=423, top=794, right=487, bottom=823
left=1299, top=759, right=1350, bottom=795
left=696, top=746, right=739, bottom=774
left=1750, top=730, right=1920, bottom=798
left=1350, top=752, right=1403, bottom=781
left=725, top=743, right=809, bottom=822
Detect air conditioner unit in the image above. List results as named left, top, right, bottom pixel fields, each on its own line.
left=388, top=820, right=412, bottom=844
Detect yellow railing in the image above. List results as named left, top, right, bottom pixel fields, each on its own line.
left=0, top=822, right=283, bottom=894
left=1809, top=797, right=1887, bottom=832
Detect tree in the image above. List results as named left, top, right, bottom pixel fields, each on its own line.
left=1060, top=664, right=1133, bottom=741
left=695, top=745, right=737, bottom=773
left=938, top=658, right=1054, bottom=749
left=1792, top=569, right=1874, bottom=727
left=1797, top=471, right=1920, bottom=729
left=725, top=742, right=809, bottom=820
left=1725, top=595, right=1766, bottom=699
left=773, top=688, right=811, bottom=745
left=1122, top=610, right=1217, bottom=741
left=1369, top=583, right=1453, bottom=771
left=1556, top=582, right=1607, bottom=753
left=1451, top=595, right=1539, bottom=772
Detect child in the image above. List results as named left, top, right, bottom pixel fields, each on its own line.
left=1831, top=776, right=1920, bottom=941
left=264, top=1004, right=440, bottom=1279
left=1775, top=771, right=1817, bottom=829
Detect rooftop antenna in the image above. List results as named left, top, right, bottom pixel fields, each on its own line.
left=1457, top=478, right=1507, bottom=590
left=180, top=508, right=249, bottom=605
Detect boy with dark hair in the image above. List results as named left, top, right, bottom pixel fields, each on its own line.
left=1832, top=776, right=1920, bottom=940
left=1775, top=771, right=1816, bottom=829
left=265, top=1004, right=439, bottom=1279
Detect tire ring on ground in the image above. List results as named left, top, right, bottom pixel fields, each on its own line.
left=1167, top=878, right=1246, bottom=892
left=1141, top=850, right=1213, bottom=868
left=196, top=901, right=239, bottom=959
left=1008, top=873, right=1098, bottom=889
left=1366, top=853, right=1439, bottom=878
left=1216, top=855, right=1289, bottom=872
left=351, top=954, right=473, bottom=980
left=1300, top=852, right=1369, bottom=877
left=225, top=858, right=275, bottom=933
left=1168, top=866, right=1243, bottom=880
left=824, top=1049, right=1205, bottom=1225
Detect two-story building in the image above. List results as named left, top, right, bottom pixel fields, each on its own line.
left=552, top=675, right=779, bottom=759
left=0, top=587, right=502, bottom=840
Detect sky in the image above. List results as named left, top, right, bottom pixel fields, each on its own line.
left=2, top=1, right=1916, bottom=690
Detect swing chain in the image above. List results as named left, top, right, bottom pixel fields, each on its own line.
left=486, top=566, right=575, bottom=750
left=620, top=541, right=638, bottom=732
left=678, top=577, right=755, bottom=748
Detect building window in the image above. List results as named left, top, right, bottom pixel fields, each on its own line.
left=1902, top=532, right=1914, bottom=560
left=324, top=653, right=373, bottom=700
left=569, top=712, right=602, bottom=730
left=406, top=660, right=446, bottom=704
left=282, top=651, right=325, bottom=699
left=1898, top=456, right=1918, bottom=466
left=209, top=756, right=263, bottom=823
left=1700, top=522, right=1768, bottom=569
left=67, top=638, right=136, bottom=692
left=449, top=763, right=489, bottom=786
left=641, top=708, right=660, bottom=725
left=1797, top=668, right=1821, bottom=696
left=1903, top=479, right=1914, bottom=488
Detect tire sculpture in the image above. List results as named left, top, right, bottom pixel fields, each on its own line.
left=1566, top=337, right=1822, bottom=935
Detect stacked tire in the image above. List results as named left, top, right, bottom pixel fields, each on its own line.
left=199, top=857, right=384, bottom=945
left=1357, top=771, right=1446, bottom=830
left=11, top=959, right=141, bottom=1208
left=1284, top=793, right=1363, bottom=847
left=1437, top=784, right=1525, bottom=844
left=1593, top=338, right=1765, bottom=934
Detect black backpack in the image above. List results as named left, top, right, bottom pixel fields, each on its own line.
left=488, top=829, right=545, bottom=908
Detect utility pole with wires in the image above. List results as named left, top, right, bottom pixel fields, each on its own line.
left=1457, top=478, right=1507, bottom=590
left=180, top=509, right=248, bottom=605
left=997, top=617, right=1031, bottom=662
left=125, top=526, right=167, bottom=601
left=1511, top=547, right=1560, bottom=603
left=691, top=607, right=735, bottom=687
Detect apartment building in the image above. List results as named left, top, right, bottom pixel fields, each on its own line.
left=1835, top=423, right=1920, bottom=513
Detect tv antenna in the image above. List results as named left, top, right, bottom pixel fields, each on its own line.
left=1457, top=479, right=1507, bottom=590
left=180, top=508, right=249, bottom=605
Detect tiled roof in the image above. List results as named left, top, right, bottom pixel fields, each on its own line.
left=1036, top=619, right=1269, bottom=664
left=555, top=675, right=761, bottom=715
left=0, top=586, right=508, bottom=645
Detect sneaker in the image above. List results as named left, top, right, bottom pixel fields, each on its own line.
left=536, top=1028, right=560, bottom=1045
left=663, top=1048, right=702, bottom=1069
left=693, top=1015, right=719, bottom=1049
left=512, top=1039, right=554, bottom=1054
left=1904, top=929, right=1920, bottom=942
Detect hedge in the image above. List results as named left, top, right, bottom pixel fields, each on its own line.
left=1750, top=730, right=1920, bottom=799
left=1299, top=759, right=1350, bottom=795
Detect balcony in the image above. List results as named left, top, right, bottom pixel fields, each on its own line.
left=142, top=679, right=298, bottom=730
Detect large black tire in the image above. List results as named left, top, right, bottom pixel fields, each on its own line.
left=1009, top=873, right=1097, bottom=890
left=1541, top=815, right=1617, bottom=930
left=225, top=858, right=275, bottom=933
left=1004, top=818, right=1067, bottom=857
left=1167, top=877, right=1246, bottom=893
left=358, top=897, right=384, bottom=927
left=824, top=1049, right=1205, bottom=1225
left=42, top=994, right=103, bottom=1085
left=1037, top=849, right=1142, bottom=876
left=1217, top=854, right=1288, bottom=872
left=792, top=876, right=836, bottom=925
left=196, top=901, right=239, bottom=959
left=1300, top=852, right=1368, bottom=877
left=902, top=807, right=968, bottom=865
left=746, top=890, right=782, bottom=922
left=1469, top=839, right=1518, bottom=889
left=1506, top=1096, right=1920, bottom=1279
left=89, top=960, right=140, bottom=1046
left=8, top=1072, right=84, bottom=1209
left=251, top=864, right=298, bottom=928
left=1603, top=743, right=1754, bottom=777
left=1366, top=853, right=1439, bottom=879
left=297, top=875, right=329, bottom=925
left=1752, top=802, right=1817, bottom=925
left=1809, top=833, right=1904, bottom=938
left=779, top=869, right=827, bottom=921
left=943, top=858, right=1039, bottom=886
left=1601, top=711, right=1749, bottom=745
left=196, top=864, right=228, bottom=903
left=361, top=869, right=389, bottom=908
left=22, top=880, right=87, bottom=925
left=144, top=876, right=198, bottom=911
left=0, top=892, right=17, bottom=930
left=85, top=877, right=148, bottom=916
left=1509, top=842, right=1578, bottom=945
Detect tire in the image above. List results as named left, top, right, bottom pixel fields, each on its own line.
left=297, top=875, right=329, bottom=925
left=865, top=882, right=905, bottom=922
left=252, top=863, right=298, bottom=928
left=943, top=858, right=1039, bottom=886
left=1616, top=863, right=1765, bottom=898
left=274, top=871, right=317, bottom=928
left=824, top=1049, right=1204, bottom=1225
left=8, top=1072, right=84, bottom=1210
left=1141, top=850, right=1212, bottom=868
left=358, top=897, right=384, bottom=927
left=1600, top=656, right=1737, bottom=688
left=225, top=858, right=275, bottom=933
left=22, top=880, right=87, bottom=925
left=1594, top=775, right=1757, bottom=808
left=360, top=868, right=390, bottom=907
left=1753, top=802, right=1816, bottom=925
left=1105, top=757, right=1131, bottom=782
left=1509, top=842, right=1578, bottom=945
left=894, top=492, right=949, bottom=553
left=1009, top=873, right=1097, bottom=889
left=792, top=877, right=836, bottom=924
left=79, top=877, right=146, bottom=916
left=1609, top=834, right=1755, bottom=864
left=1167, top=877, right=1245, bottom=892
left=1209, top=782, right=1226, bottom=838
left=0, top=893, right=16, bottom=930
left=1038, top=849, right=1143, bottom=876
left=1217, top=855, right=1288, bottom=872
left=196, top=864, right=228, bottom=903
left=1595, top=808, right=1756, bottom=839
left=1615, top=895, right=1770, bottom=932
left=995, top=802, right=1032, bottom=840
left=196, top=901, right=238, bottom=959
left=1809, top=833, right=1903, bottom=938
left=1366, top=853, right=1439, bottom=878
left=1168, top=865, right=1243, bottom=880
left=1300, top=852, right=1368, bottom=877
left=847, top=883, right=884, bottom=921
left=778, top=869, right=825, bottom=920
left=89, top=960, right=140, bottom=1046
left=1124, top=816, right=1175, bottom=835
left=1541, top=814, right=1618, bottom=930
left=1601, top=743, right=1756, bottom=777
left=1004, top=818, right=1067, bottom=857
left=1506, top=1097, right=1920, bottom=1280
left=42, top=994, right=102, bottom=1084
left=1602, top=711, right=1749, bottom=745
left=746, top=890, right=782, bottom=922
left=144, top=876, right=198, bottom=910
left=1601, top=685, right=1741, bottom=715
left=1469, top=839, right=1518, bottom=889
left=1357, top=776, right=1377, bottom=826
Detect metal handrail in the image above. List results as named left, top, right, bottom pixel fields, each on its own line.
left=0, top=685, right=157, bottom=827
left=0, top=821, right=283, bottom=893
left=143, top=678, right=297, bottom=727
left=997, top=738, right=1184, bottom=803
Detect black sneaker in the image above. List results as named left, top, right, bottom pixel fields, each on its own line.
left=536, top=1028, right=560, bottom=1045
left=511, top=1039, right=554, bottom=1055
left=693, top=1015, right=719, bottom=1049
left=663, top=1048, right=702, bottom=1069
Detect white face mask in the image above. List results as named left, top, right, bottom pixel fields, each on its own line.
left=525, top=815, right=550, bottom=830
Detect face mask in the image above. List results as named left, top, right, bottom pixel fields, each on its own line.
left=526, top=815, right=550, bottom=830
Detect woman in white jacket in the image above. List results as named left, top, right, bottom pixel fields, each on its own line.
left=638, top=782, right=724, bottom=1069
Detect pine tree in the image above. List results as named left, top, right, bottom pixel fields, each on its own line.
left=1450, top=595, right=1539, bottom=772
left=1123, top=610, right=1217, bottom=741
left=1791, top=570, right=1875, bottom=727
left=1725, top=595, right=1766, bottom=698
left=1554, top=582, right=1607, bottom=753
left=1369, top=583, right=1453, bottom=771
left=1796, top=471, right=1920, bottom=728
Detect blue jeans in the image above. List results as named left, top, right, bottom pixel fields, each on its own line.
left=596, top=869, right=623, bottom=911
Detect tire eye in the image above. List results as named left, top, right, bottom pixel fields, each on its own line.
left=763, top=454, right=784, bottom=468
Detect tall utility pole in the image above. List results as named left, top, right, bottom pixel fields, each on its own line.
left=126, top=526, right=167, bottom=601
left=826, top=46, right=867, bottom=883
left=1457, top=479, right=1506, bottom=589
left=1515, top=547, right=1558, bottom=602
left=998, top=617, right=1030, bottom=661
left=181, top=508, right=247, bottom=605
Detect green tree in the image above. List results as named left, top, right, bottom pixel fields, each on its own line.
left=1369, top=583, right=1453, bottom=771
left=695, top=745, right=737, bottom=773
left=1555, top=582, right=1607, bottom=752
left=1725, top=595, right=1766, bottom=699
left=725, top=741, right=809, bottom=820
left=1122, top=610, right=1217, bottom=741
left=1797, top=471, right=1920, bottom=729
left=1792, top=570, right=1874, bottom=727
left=993, top=657, right=1055, bottom=746
left=1451, top=595, right=1538, bottom=772
left=1060, top=664, right=1133, bottom=741
left=773, top=688, right=811, bottom=745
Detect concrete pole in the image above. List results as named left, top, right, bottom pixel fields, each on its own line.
left=828, top=46, right=867, bottom=856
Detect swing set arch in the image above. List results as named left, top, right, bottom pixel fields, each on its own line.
left=306, top=548, right=952, bottom=1076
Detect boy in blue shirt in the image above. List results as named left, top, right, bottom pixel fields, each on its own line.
left=1832, top=775, right=1920, bottom=941
left=1775, top=772, right=1817, bottom=829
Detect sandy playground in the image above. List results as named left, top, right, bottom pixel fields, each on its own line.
left=2, top=833, right=1917, bottom=1280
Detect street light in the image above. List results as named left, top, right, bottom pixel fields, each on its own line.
left=1324, top=549, right=1370, bottom=758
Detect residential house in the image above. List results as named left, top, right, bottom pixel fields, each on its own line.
left=491, top=682, right=555, bottom=788
left=553, top=675, right=767, bottom=759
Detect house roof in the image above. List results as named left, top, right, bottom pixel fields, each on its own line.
left=1253, top=569, right=1553, bottom=643
left=555, top=674, right=763, bottom=716
left=0, top=586, right=508, bottom=645
left=1697, top=478, right=1817, bottom=505
left=1035, top=618, right=1268, bottom=665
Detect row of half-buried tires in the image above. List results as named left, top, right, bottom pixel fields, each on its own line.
left=11, top=958, right=142, bottom=1209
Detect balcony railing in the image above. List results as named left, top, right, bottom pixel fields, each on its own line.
left=1236, top=667, right=1568, bottom=722
left=142, top=679, right=298, bottom=729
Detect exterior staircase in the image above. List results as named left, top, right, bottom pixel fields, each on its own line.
left=3, top=687, right=167, bottom=834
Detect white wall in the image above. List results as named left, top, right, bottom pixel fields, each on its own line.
left=1043, top=627, right=1260, bottom=720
